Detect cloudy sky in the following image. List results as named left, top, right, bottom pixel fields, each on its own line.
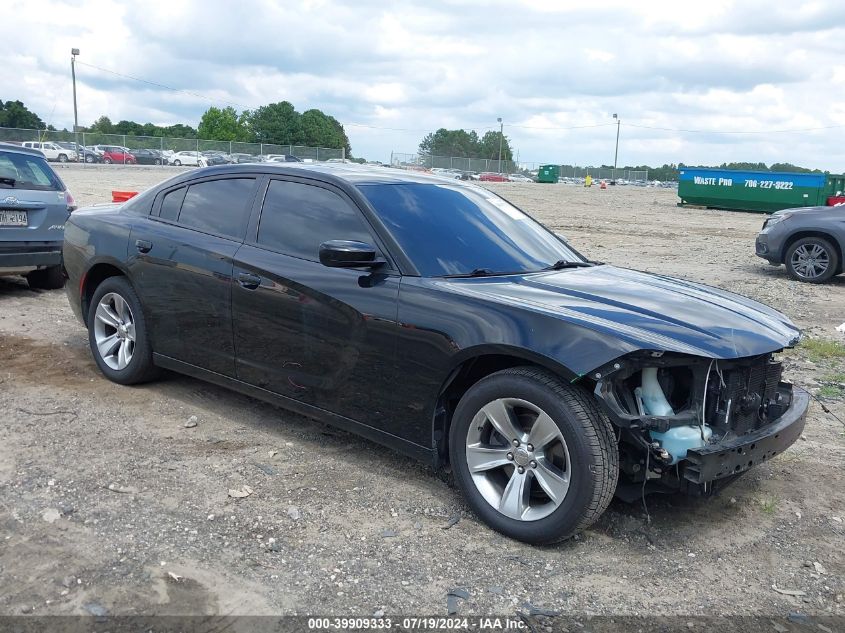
left=4, top=0, right=845, bottom=169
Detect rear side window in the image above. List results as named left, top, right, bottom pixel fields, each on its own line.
left=0, top=151, right=63, bottom=191
left=159, top=187, right=186, bottom=220
left=177, top=178, right=255, bottom=238
left=257, top=180, right=375, bottom=261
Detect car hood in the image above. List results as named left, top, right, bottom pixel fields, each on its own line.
left=439, top=265, right=800, bottom=361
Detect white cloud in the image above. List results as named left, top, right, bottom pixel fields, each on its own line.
left=1, top=0, right=844, bottom=170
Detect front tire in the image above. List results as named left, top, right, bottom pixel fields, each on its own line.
left=58, top=154, right=68, bottom=163
left=26, top=265, right=65, bottom=290
left=173, top=160, right=181, bottom=166
left=785, top=236, right=838, bottom=283
left=87, top=276, right=159, bottom=385
left=449, top=367, right=618, bottom=544
left=104, top=157, right=113, bottom=164
left=85, top=154, right=94, bottom=163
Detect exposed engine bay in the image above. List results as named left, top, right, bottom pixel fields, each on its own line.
left=590, top=350, right=807, bottom=498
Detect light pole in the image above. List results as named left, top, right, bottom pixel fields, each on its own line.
left=612, top=113, right=620, bottom=181
left=71, top=48, right=80, bottom=156
left=497, top=117, right=504, bottom=173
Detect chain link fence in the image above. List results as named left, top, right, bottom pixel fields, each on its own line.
left=391, top=152, right=647, bottom=181
left=0, top=127, right=345, bottom=163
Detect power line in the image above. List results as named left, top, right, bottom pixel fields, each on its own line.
left=625, top=121, right=845, bottom=134
left=74, top=60, right=253, bottom=110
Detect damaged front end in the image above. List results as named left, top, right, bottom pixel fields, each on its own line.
left=590, top=350, right=809, bottom=499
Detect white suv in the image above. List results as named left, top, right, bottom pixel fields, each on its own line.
left=168, top=151, right=207, bottom=167
left=20, top=142, right=78, bottom=163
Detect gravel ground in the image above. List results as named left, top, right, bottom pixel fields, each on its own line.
left=0, top=165, right=843, bottom=619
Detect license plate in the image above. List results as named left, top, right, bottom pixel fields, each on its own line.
left=0, top=210, right=27, bottom=226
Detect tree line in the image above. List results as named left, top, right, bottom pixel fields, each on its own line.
left=0, top=99, right=351, bottom=155
left=418, top=128, right=515, bottom=161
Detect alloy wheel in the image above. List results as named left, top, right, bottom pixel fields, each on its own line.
left=93, top=292, right=136, bottom=370
left=790, top=242, right=830, bottom=280
left=465, top=397, right=571, bottom=521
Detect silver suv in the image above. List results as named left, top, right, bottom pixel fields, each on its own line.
left=0, top=143, right=76, bottom=289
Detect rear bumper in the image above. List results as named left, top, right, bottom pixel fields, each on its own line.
left=683, top=385, right=809, bottom=483
left=0, top=241, right=62, bottom=270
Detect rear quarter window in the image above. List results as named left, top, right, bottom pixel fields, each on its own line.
left=0, top=151, right=63, bottom=191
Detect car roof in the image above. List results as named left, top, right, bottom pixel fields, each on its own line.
left=179, top=162, right=477, bottom=187
left=0, top=141, right=49, bottom=158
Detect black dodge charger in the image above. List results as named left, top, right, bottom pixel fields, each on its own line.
left=63, top=164, right=809, bottom=544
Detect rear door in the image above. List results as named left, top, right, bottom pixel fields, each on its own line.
left=127, top=175, right=259, bottom=376
left=231, top=176, right=400, bottom=429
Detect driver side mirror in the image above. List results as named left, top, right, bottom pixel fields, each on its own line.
left=319, top=240, right=383, bottom=268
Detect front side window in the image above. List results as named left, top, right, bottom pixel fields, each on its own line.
left=177, top=178, right=255, bottom=238
left=256, top=180, right=375, bottom=261
left=358, top=183, right=583, bottom=277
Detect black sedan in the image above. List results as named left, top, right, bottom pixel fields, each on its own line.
left=63, top=165, right=808, bottom=543
left=130, top=149, right=165, bottom=165
left=755, top=205, right=845, bottom=283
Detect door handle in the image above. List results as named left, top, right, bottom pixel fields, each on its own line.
left=237, top=272, right=262, bottom=290
left=135, top=239, right=152, bottom=253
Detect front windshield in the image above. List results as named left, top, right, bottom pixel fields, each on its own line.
left=358, top=182, right=583, bottom=277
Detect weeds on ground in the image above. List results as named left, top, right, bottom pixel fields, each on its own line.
left=818, top=385, right=845, bottom=398
left=757, top=495, right=779, bottom=515
left=800, top=338, right=845, bottom=362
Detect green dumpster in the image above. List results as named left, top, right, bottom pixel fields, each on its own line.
left=538, top=164, right=559, bottom=183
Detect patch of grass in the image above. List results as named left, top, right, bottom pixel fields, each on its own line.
left=821, top=372, right=845, bottom=383
left=758, top=495, right=779, bottom=515
left=801, top=338, right=845, bottom=362
left=818, top=385, right=844, bottom=398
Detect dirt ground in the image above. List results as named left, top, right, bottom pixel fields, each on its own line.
left=0, top=165, right=843, bottom=619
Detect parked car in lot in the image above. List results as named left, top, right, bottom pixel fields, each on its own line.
left=130, top=149, right=165, bottom=165
left=508, top=174, right=534, bottom=183
left=755, top=205, right=845, bottom=283
left=0, top=142, right=76, bottom=289
left=21, top=141, right=78, bottom=163
left=230, top=153, right=261, bottom=163
left=479, top=172, right=509, bottom=182
left=63, top=164, right=808, bottom=544
left=431, top=168, right=463, bottom=180
left=91, top=145, right=136, bottom=164
left=168, top=151, right=207, bottom=167
left=56, top=141, right=101, bottom=163
left=201, top=151, right=232, bottom=166
left=265, top=154, right=303, bottom=163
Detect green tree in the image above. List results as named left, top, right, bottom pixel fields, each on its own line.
left=478, top=130, right=513, bottom=161
left=299, top=109, right=351, bottom=155
left=88, top=115, right=115, bottom=134
left=245, top=101, right=302, bottom=145
left=418, top=128, right=480, bottom=157
left=197, top=106, right=248, bottom=141
left=0, top=100, right=45, bottom=129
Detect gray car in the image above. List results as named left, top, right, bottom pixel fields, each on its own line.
left=755, top=205, right=845, bottom=283
left=0, top=142, right=76, bottom=289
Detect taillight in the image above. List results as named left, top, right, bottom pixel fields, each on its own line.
left=65, top=190, right=77, bottom=212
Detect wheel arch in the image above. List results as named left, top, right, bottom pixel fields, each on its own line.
left=431, top=346, right=584, bottom=467
left=80, top=260, right=129, bottom=323
left=782, top=230, right=843, bottom=272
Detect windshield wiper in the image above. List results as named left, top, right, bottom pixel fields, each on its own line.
left=443, top=268, right=499, bottom=278
left=543, top=259, right=596, bottom=271
left=0, top=177, right=16, bottom=188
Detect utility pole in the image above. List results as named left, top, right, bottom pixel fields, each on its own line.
left=497, top=117, right=504, bottom=173
left=71, top=48, right=80, bottom=158
left=612, top=113, right=620, bottom=182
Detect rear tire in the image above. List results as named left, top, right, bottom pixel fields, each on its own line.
left=785, top=236, right=838, bottom=283
left=449, top=367, right=618, bottom=544
left=26, top=265, right=65, bottom=290
left=173, top=160, right=181, bottom=166
left=87, top=276, right=159, bottom=385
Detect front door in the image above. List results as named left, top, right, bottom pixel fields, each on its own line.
left=232, top=177, right=400, bottom=430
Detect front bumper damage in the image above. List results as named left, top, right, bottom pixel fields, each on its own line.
left=684, top=386, right=808, bottom=483
left=590, top=351, right=809, bottom=491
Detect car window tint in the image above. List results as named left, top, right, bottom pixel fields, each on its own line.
left=159, top=187, right=186, bottom=220
left=359, top=183, right=583, bottom=277
left=177, top=178, right=255, bottom=238
left=257, top=180, right=375, bottom=261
